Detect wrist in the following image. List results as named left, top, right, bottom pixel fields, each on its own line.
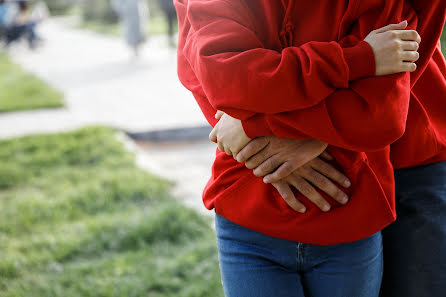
left=241, top=114, right=272, bottom=139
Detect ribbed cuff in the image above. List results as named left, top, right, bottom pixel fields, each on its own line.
left=241, top=114, right=273, bottom=139
left=343, top=40, right=376, bottom=81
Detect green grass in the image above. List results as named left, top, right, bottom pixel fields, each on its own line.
left=441, top=26, right=445, bottom=58
left=0, top=126, right=224, bottom=297
left=0, top=53, right=64, bottom=113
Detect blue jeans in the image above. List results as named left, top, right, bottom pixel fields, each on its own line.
left=380, top=161, right=446, bottom=297
left=215, top=212, right=383, bottom=297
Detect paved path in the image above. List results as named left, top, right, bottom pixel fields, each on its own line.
left=119, top=135, right=216, bottom=217
left=1, top=16, right=207, bottom=139
left=1, top=17, right=215, bottom=216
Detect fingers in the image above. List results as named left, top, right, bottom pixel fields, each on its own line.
left=215, top=110, right=224, bottom=120
left=217, top=142, right=224, bottom=153
left=288, top=174, right=331, bottom=212
left=262, top=150, right=319, bottom=183
left=299, top=165, right=349, bottom=206
left=374, top=20, right=408, bottom=34
left=397, top=30, right=421, bottom=43
left=209, top=127, right=217, bottom=143
left=401, top=41, right=419, bottom=51
left=400, top=62, right=417, bottom=72
left=224, top=145, right=233, bottom=156
left=263, top=161, right=297, bottom=184
left=272, top=182, right=306, bottom=213
left=244, top=145, right=275, bottom=170
left=400, top=50, right=420, bottom=62
left=320, top=151, right=334, bottom=161
left=236, top=137, right=269, bottom=163
left=310, top=158, right=351, bottom=188
left=253, top=155, right=282, bottom=177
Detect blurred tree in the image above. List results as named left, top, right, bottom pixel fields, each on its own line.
left=82, top=0, right=118, bottom=24
left=42, top=0, right=75, bottom=15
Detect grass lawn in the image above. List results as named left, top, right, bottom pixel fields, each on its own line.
left=0, top=53, right=64, bottom=113
left=0, top=126, right=224, bottom=297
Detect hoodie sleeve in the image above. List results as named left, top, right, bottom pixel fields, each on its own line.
left=405, top=0, right=446, bottom=86
left=181, top=0, right=376, bottom=120
left=176, top=0, right=419, bottom=152
left=243, top=0, right=446, bottom=152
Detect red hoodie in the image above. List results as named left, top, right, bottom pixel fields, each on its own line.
left=390, top=1, right=446, bottom=168
left=175, top=0, right=443, bottom=245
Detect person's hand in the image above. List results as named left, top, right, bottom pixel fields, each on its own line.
left=364, top=20, right=421, bottom=76
left=236, top=136, right=350, bottom=187
left=209, top=111, right=251, bottom=156
left=271, top=157, right=351, bottom=213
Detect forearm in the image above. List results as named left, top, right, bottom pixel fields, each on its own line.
left=182, top=0, right=375, bottom=119
left=242, top=72, right=411, bottom=152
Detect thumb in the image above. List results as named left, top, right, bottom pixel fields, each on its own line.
left=209, top=126, right=218, bottom=143
left=375, top=20, right=408, bottom=34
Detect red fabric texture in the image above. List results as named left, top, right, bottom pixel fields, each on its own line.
left=175, top=0, right=446, bottom=245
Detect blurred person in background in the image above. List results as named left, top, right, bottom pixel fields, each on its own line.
left=111, top=0, right=148, bottom=56
left=1, top=0, right=43, bottom=49
left=0, top=0, right=13, bottom=41
left=156, top=0, right=177, bottom=46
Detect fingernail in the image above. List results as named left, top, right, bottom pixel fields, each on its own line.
left=263, top=177, right=270, bottom=183
left=344, top=180, right=351, bottom=188
left=298, top=207, right=306, bottom=213
left=400, top=20, right=408, bottom=25
left=322, top=205, right=331, bottom=212
left=341, top=195, right=349, bottom=204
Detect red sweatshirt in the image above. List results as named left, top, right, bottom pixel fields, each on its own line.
left=390, top=1, right=446, bottom=168
left=175, top=0, right=443, bottom=245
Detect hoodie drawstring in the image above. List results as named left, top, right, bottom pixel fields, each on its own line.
left=280, top=0, right=295, bottom=47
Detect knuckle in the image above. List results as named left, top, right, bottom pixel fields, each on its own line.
left=299, top=183, right=314, bottom=196
left=245, top=161, right=255, bottom=169
left=253, top=169, right=263, bottom=177
left=333, top=189, right=345, bottom=200
left=254, top=140, right=266, bottom=150
left=312, top=174, right=326, bottom=187
left=412, top=41, right=419, bottom=50
left=390, top=31, right=398, bottom=39
left=237, top=152, right=246, bottom=162
left=281, top=162, right=294, bottom=175
left=265, top=157, right=277, bottom=170
left=282, top=194, right=293, bottom=203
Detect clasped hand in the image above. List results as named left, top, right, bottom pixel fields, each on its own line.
left=209, top=111, right=351, bottom=213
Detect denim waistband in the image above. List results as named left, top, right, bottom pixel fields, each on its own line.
left=394, top=161, right=446, bottom=192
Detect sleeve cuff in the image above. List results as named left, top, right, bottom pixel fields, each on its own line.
left=342, top=40, right=376, bottom=81
left=241, top=114, right=273, bottom=139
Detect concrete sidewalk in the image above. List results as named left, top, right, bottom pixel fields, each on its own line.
left=1, top=17, right=215, bottom=216
left=1, top=16, right=207, bottom=139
